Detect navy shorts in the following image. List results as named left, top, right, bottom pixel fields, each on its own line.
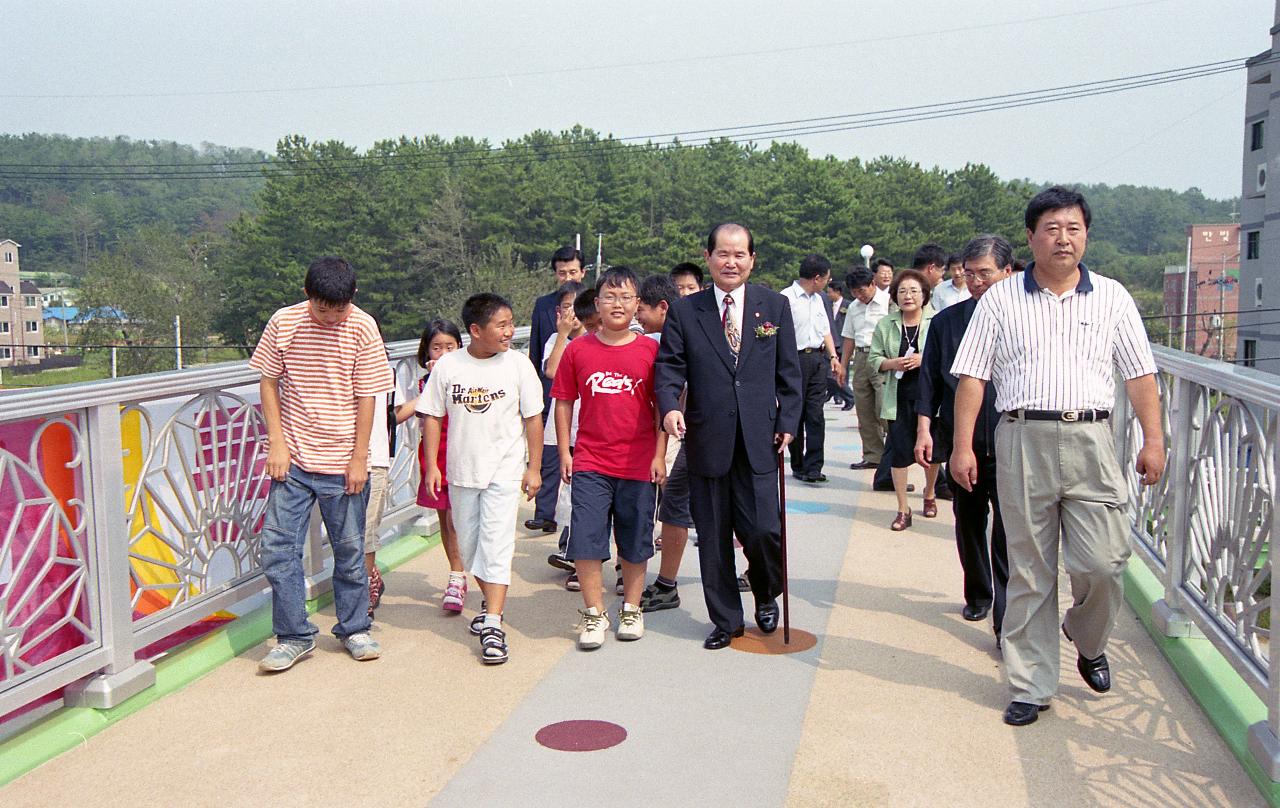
left=657, top=444, right=693, bottom=529
left=567, top=471, right=657, bottom=564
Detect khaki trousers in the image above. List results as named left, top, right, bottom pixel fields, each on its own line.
left=850, top=347, right=885, bottom=463
left=995, top=416, right=1130, bottom=705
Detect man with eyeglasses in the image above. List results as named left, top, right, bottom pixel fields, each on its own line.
left=527, top=245, right=587, bottom=536
left=914, top=235, right=1013, bottom=653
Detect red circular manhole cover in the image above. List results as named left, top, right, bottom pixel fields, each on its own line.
left=535, top=720, right=628, bottom=752
left=731, top=627, right=818, bottom=655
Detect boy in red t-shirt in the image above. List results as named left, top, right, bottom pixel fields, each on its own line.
left=552, top=267, right=667, bottom=649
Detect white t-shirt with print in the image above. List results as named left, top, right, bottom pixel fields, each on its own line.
left=417, top=348, right=544, bottom=489
left=541, top=333, right=580, bottom=446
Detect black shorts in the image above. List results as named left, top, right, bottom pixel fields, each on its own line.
left=567, top=471, right=658, bottom=564
left=657, top=444, right=694, bottom=529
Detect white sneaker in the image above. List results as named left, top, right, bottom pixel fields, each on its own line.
left=576, top=607, right=608, bottom=650
left=617, top=604, right=645, bottom=641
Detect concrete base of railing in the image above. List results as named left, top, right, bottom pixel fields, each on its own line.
left=63, top=661, right=156, bottom=710
left=1251, top=722, right=1280, bottom=782
left=1152, top=599, right=1205, bottom=639
left=305, top=575, right=333, bottom=601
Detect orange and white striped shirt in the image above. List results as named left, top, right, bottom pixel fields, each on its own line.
left=250, top=301, right=395, bottom=475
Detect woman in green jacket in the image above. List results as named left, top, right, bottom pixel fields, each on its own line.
left=869, top=269, right=940, bottom=531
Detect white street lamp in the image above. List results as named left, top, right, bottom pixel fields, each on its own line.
left=860, top=244, right=875, bottom=268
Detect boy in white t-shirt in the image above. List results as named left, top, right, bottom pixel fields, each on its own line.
left=419, top=293, right=544, bottom=665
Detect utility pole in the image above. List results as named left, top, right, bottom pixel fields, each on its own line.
left=174, top=315, right=183, bottom=370
left=595, top=233, right=604, bottom=284
left=1180, top=234, right=1192, bottom=353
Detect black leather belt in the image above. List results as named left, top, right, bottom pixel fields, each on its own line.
left=1008, top=409, right=1110, bottom=423
left=800, top=347, right=825, bottom=354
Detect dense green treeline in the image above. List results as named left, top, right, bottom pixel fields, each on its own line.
left=0, top=130, right=1238, bottom=360
left=0, top=133, right=265, bottom=279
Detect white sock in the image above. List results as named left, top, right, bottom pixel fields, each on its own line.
left=448, top=571, right=465, bottom=582
left=623, top=603, right=639, bottom=612
left=482, top=613, right=502, bottom=629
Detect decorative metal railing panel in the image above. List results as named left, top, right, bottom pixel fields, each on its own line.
left=1116, top=371, right=1175, bottom=568
left=1116, top=346, right=1280, bottom=742
left=123, top=389, right=270, bottom=629
left=0, top=411, right=104, bottom=707
left=1182, top=394, right=1273, bottom=676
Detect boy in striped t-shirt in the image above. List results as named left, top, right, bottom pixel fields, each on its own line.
left=250, top=256, right=395, bottom=673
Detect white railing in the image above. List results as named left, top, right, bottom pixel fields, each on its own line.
left=1113, top=345, right=1280, bottom=779
left=0, top=328, right=530, bottom=727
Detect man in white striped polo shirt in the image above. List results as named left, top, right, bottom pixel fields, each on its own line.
left=949, top=187, right=1165, bottom=726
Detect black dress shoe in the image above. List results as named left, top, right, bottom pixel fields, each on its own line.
left=756, top=600, right=780, bottom=634
left=737, top=574, right=751, bottom=592
left=841, top=401, right=855, bottom=411
left=962, top=604, right=990, bottom=622
left=849, top=460, right=877, bottom=470
left=806, top=473, right=828, bottom=484
left=523, top=518, right=556, bottom=533
left=704, top=626, right=745, bottom=650
left=1003, top=701, right=1049, bottom=726
left=872, top=481, right=895, bottom=491
left=934, top=485, right=953, bottom=501
left=1062, top=622, right=1111, bottom=692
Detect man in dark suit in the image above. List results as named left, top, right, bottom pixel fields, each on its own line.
left=525, top=245, right=586, bottom=536
left=825, top=278, right=855, bottom=409
left=914, top=234, right=1013, bottom=649
left=656, top=223, right=803, bottom=649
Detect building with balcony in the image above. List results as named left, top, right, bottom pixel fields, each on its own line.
left=0, top=240, right=46, bottom=369
left=1164, top=224, right=1241, bottom=359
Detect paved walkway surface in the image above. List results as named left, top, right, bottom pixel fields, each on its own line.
left=3, top=406, right=1265, bottom=807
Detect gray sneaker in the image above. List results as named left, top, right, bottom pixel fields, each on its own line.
left=640, top=583, right=680, bottom=613
left=258, top=639, right=315, bottom=672
left=342, top=632, right=382, bottom=661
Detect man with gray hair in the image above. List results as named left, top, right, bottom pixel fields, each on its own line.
left=914, top=235, right=1014, bottom=651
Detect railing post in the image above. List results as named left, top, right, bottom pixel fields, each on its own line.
left=1248, top=433, right=1280, bottom=780
left=64, top=403, right=156, bottom=708
left=1152, top=376, right=1201, bottom=638
left=303, top=504, right=332, bottom=601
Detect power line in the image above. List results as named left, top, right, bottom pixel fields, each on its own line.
left=0, top=0, right=1183, bottom=101
left=0, top=54, right=1259, bottom=183
left=1143, top=307, right=1280, bottom=321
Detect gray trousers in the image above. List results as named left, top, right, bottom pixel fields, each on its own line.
left=995, top=416, right=1130, bottom=705
left=851, top=346, right=885, bottom=464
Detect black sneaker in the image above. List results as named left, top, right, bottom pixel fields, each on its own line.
left=564, top=573, right=581, bottom=591
left=640, top=584, right=680, bottom=613
left=616, top=576, right=625, bottom=596
left=547, top=552, right=574, bottom=572
left=737, top=574, right=751, bottom=592
left=524, top=518, right=557, bottom=533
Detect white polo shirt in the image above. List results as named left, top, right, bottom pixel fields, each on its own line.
left=950, top=264, right=1156, bottom=413
left=782, top=281, right=831, bottom=350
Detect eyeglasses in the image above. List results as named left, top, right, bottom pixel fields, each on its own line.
left=598, top=294, right=636, bottom=305
left=962, top=269, right=1005, bottom=281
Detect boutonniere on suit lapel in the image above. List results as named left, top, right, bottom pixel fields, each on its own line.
left=753, top=320, right=778, bottom=339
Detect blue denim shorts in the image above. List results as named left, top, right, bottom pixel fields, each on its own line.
left=567, top=471, right=657, bottom=564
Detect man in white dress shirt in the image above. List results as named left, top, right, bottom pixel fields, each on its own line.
left=931, top=253, right=972, bottom=311
left=950, top=187, right=1165, bottom=727
left=782, top=254, right=842, bottom=483
left=837, top=267, right=891, bottom=470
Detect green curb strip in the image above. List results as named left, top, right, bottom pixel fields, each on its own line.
left=1124, top=558, right=1280, bottom=807
left=0, top=532, right=439, bottom=787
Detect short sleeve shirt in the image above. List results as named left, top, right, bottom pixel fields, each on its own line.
left=550, top=333, right=659, bottom=481
left=950, top=266, right=1157, bottom=412
left=249, top=302, right=394, bottom=475
left=416, top=348, right=544, bottom=488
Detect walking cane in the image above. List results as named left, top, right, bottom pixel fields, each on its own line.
left=777, top=451, right=791, bottom=645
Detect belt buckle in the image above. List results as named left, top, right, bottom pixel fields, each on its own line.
left=1062, top=410, right=1080, bottom=422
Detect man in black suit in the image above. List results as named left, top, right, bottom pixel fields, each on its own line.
left=656, top=223, right=803, bottom=649
left=525, top=245, right=586, bottom=536
left=825, top=278, right=855, bottom=409
left=914, top=234, right=1013, bottom=649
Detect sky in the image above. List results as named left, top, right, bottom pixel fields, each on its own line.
left=0, top=0, right=1270, bottom=200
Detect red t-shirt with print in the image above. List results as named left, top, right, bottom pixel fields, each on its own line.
left=550, top=333, right=658, bottom=481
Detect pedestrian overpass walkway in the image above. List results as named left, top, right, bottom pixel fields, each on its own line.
left=1, top=406, right=1261, bottom=807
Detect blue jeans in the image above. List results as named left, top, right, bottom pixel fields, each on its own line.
left=260, top=465, right=371, bottom=643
